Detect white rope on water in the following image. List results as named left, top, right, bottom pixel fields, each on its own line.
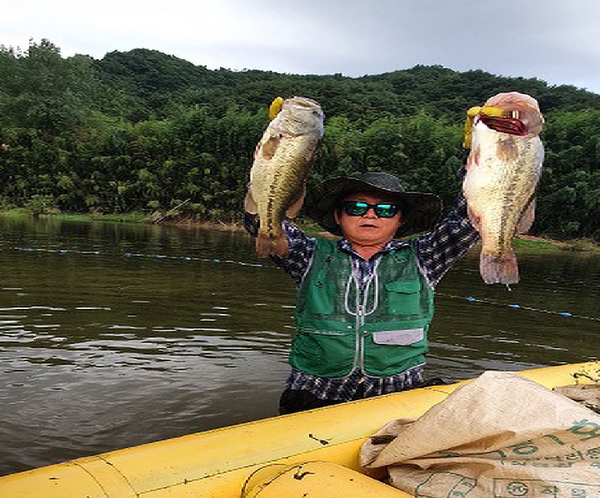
left=438, top=293, right=600, bottom=322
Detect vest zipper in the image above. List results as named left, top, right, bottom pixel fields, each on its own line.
left=356, top=304, right=364, bottom=373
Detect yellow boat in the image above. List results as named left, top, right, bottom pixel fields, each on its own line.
left=1, top=362, right=597, bottom=498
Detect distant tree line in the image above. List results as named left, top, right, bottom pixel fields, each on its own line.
left=0, top=39, right=598, bottom=240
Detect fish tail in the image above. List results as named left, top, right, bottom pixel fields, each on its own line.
left=480, top=252, right=519, bottom=285
left=255, top=234, right=289, bottom=258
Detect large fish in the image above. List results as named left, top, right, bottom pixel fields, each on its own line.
left=463, top=92, right=545, bottom=284
left=245, top=96, right=324, bottom=257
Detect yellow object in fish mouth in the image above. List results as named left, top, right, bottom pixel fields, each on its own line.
left=268, top=97, right=285, bottom=120
left=463, top=106, right=506, bottom=149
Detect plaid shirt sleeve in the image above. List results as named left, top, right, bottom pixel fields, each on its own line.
left=412, top=167, right=480, bottom=288
left=243, top=213, right=315, bottom=285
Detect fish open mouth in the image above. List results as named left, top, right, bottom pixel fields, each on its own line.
left=479, top=114, right=528, bottom=136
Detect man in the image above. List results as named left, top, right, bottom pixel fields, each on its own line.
left=245, top=170, right=479, bottom=414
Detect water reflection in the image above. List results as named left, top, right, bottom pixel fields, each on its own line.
left=0, top=214, right=598, bottom=476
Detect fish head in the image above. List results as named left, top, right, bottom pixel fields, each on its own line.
left=481, top=92, right=544, bottom=137
left=274, top=96, right=324, bottom=138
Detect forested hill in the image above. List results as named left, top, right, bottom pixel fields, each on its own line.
left=1, top=40, right=599, bottom=241
left=94, top=48, right=600, bottom=122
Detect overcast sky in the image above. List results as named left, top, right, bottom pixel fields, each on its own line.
left=4, top=0, right=600, bottom=94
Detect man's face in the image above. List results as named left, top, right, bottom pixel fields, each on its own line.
left=334, top=192, right=404, bottom=247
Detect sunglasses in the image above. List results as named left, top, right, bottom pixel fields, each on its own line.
left=340, top=201, right=400, bottom=218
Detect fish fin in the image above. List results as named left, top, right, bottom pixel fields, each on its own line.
left=286, top=189, right=305, bottom=219
left=465, top=146, right=479, bottom=170
left=255, top=234, right=289, bottom=258
left=516, top=198, right=536, bottom=234
left=253, top=141, right=262, bottom=159
left=244, top=188, right=258, bottom=214
left=480, top=251, right=519, bottom=285
left=467, top=207, right=482, bottom=231
left=261, top=134, right=280, bottom=160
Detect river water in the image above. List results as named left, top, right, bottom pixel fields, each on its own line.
left=0, top=215, right=598, bottom=476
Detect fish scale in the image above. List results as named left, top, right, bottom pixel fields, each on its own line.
left=480, top=136, right=536, bottom=256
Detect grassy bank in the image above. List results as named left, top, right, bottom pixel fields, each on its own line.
left=0, top=209, right=148, bottom=224
left=514, top=235, right=600, bottom=254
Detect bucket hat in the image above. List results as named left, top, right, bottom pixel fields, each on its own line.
left=305, top=172, right=442, bottom=237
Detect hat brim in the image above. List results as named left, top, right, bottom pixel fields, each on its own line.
left=305, top=176, right=443, bottom=237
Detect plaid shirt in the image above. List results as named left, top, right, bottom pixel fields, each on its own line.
left=244, top=191, right=479, bottom=401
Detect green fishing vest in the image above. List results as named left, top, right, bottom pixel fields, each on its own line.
left=292, top=238, right=434, bottom=378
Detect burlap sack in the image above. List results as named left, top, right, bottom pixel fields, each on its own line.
left=361, top=371, right=600, bottom=498
left=554, top=383, right=600, bottom=413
